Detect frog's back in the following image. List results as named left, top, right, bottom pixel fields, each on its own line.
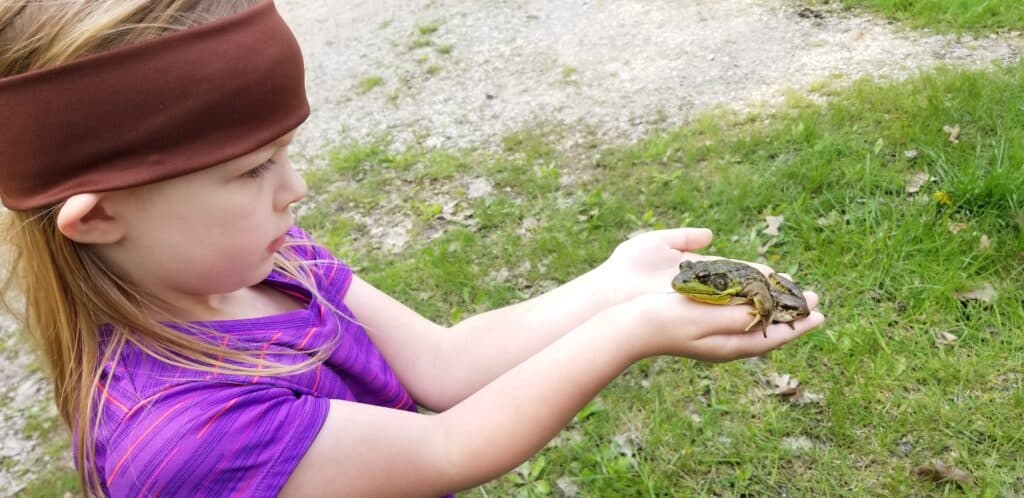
left=711, top=260, right=766, bottom=282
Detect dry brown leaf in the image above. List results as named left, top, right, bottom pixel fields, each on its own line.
left=763, top=215, right=784, bottom=236
left=770, top=373, right=800, bottom=394
left=954, top=284, right=997, bottom=304
left=934, top=330, right=958, bottom=346
left=913, top=459, right=972, bottom=486
left=766, top=373, right=823, bottom=405
left=943, top=124, right=961, bottom=144
left=906, top=172, right=933, bottom=194
left=786, top=387, right=824, bottom=405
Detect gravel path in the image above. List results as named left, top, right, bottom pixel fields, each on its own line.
left=2, top=1, right=1022, bottom=495
left=275, top=0, right=1021, bottom=164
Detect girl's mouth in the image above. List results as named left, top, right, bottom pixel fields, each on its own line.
left=268, top=234, right=287, bottom=253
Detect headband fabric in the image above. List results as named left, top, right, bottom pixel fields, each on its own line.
left=0, top=0, right=309, bottom=210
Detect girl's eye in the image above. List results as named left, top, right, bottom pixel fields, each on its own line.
left=243, top=158, right=275, bottom=179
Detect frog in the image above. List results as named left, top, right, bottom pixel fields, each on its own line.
left=670, top=259, right=810, bottom=338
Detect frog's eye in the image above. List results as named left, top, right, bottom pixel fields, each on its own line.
left=710, top=274, right=729, bottom=291
left=696, top=270, right=710, bottom=283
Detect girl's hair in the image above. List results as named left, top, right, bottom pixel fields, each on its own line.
left=0, top=2, right=338, bottom=496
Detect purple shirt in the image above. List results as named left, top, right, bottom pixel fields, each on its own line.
left=81, top=227, right=437, bottom=496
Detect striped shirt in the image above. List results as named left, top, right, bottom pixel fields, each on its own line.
left=80, top=226, right=441, bottom=497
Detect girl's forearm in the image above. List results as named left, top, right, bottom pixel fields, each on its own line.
left=435, top=266, right=621, bottom=408
left=434, top=305, right=642, bottom=491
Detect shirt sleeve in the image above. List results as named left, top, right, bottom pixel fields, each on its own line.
left=102, top=382, right=329, bottom=497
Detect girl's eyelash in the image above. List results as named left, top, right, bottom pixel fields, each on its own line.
left=243, top=158, right=275, bottom=179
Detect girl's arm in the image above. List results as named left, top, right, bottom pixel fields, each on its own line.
left=281, top=291, right=823, bottom=497
left=348, top=228, right=776, bottom=411
left=346, top=266, right=616, bottom=411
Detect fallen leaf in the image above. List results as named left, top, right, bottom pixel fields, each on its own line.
left=769, top=373, right=800, bottom=394
left=934, top=330, right=958, bottom=346
left=943, top=124, right=961, bottom=144
left=947, top=222, right=967, bottom=234
left=978, top=234, right=991, bottom=250
left=955, top=284, right=997, bottom=304
left=763, top=215, right=784, bottom=236
left=906, top=172, right=933, bottom=194
left=914, top=459, right=972, bottom=486
left=765, top=373, right=823, bottom=405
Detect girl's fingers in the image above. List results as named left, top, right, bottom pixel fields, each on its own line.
left=803, top=291, right=819, bottom=310
left=696, top=311, right=825, bottom=361
left=655, top=227, right=714, bottom=252
left=680, top=290, right=820, bottom=338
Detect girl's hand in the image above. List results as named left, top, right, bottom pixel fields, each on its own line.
left=597, top=227, right=717, bottom=303
left=616, top=289, right=824, bottom=362
left=598, top=227, right=791, bottom=302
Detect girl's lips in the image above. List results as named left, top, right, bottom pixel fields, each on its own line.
left=268, top=234, right=287, bottom=252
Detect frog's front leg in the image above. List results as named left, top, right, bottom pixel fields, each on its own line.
left=742, top=281, right=774, bottom=338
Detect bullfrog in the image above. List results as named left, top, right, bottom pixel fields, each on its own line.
left=671, top=259, right=810, bottom=338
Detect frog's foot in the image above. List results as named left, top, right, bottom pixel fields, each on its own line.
left=744, top=312, right=771, bottom=338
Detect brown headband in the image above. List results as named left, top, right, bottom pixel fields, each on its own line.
left=0, top=0, right=309, bottom=210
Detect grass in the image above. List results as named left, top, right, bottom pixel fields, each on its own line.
left=418, top=22, right=441, bottom=36
left=356, top=75, right=384, bottom=95
left=810, top=0, right=1024, bottom=33
left=300, top=61, right=1024, bottom=497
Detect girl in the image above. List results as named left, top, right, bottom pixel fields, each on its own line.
left=0, top=1, right=824, bottom=496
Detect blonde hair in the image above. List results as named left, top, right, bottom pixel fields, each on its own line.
left=0, top=2, right=338, bottom=496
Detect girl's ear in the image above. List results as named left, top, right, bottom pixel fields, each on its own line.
left=56, top=193, right=125, bottom=244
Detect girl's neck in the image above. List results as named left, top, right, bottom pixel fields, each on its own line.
left=163, top=283, right=306, bottom=323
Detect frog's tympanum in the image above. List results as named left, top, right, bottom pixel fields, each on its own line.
left=671, top=259, right=810, bottom=338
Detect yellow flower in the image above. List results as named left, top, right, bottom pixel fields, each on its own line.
left=933, top=191, right=952, bottom=206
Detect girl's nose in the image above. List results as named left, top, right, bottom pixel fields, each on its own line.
left=276, top=160, right=308, bottom=210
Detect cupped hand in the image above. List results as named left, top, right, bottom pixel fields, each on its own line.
left=621, top=289, right=824, bottom=362
left=597, top=227, right=715, bottom=302
left=598, top=227, right=796, bottom=302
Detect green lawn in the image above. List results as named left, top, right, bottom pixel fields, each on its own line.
left=813, top=0, right=1024, bottom=32
left=301, top=61, right=1024, bottom=497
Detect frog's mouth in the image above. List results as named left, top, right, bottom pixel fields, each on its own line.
left=684, top=293, right=734, bottom=305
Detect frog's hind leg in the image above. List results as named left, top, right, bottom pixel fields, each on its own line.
left=744, top=312, right=771, bottom=338
left=743, top=312, right=762, bottom=334
left=743, top=283, right=774, bottom=338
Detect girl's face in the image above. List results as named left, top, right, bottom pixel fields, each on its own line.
left=92, top=129, right=307, bottom=305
